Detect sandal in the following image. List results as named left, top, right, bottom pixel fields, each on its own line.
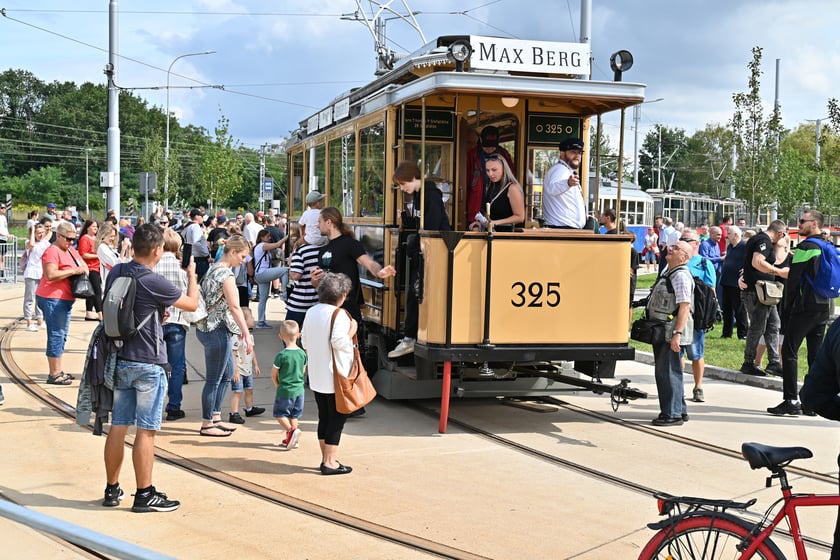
left=212, top=421, right=237, bottom=432
left=46, top=373, right=72, bottom=385
left=60, top=371, right=76, bottom=381
left=199, top=426, right=231, bottom=437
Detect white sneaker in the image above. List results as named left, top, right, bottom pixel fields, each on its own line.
left=388, top=338, right=415, bottom=359
left=26, top=324, right=38, bottom=332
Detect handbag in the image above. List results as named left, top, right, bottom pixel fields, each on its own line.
left=69, top=253, right=95, bottom=299
left=329, top=308, right=377, bottom=414
left=182, top=294, right=209, bottom=323
left=630, top=318, right=665, bottom=344
left=755, top=280, right=784, bottom=306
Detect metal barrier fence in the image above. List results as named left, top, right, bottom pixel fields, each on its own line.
left=0, top=238, right=24, bottom=284
left=0, top=501, right=175, bottom=559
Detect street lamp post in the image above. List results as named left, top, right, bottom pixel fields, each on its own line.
left=85, top=148, right=91, bottom=219
left=633, top=97, right=664, bottom=186
left=165, top=50, right=215, bottom=211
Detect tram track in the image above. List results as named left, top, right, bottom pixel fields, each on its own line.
left=406, top=397, right=836, bottom=554
left=0, top=320, right=489, bottom=560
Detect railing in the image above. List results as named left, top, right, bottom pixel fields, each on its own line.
left=0, top=501, right=175, bottom=559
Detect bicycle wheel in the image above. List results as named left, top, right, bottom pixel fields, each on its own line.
left=638, top=514, right=784, bottom=559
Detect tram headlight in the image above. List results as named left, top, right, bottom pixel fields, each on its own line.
left=448, top=39, right=472, bottom=72
left=609, top=50, right=634, bottom=81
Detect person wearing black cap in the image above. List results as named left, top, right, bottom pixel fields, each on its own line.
left=466, top=125, right=514, bottom=227
left=183, top=208, right=211, bottom=281
left=543, top=137, right=587, bottom=229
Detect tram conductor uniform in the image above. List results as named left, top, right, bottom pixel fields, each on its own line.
left=542, top=137, right=587, bottom=229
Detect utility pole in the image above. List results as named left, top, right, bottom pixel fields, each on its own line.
left=657, top=126, right=662, bottom=191
left=815, top=119, right=822, bottom=206
left=85, top=148, right=91, bottom=218
left=259, top=144, right=267, bottom=213
left=105, top=0, right=121, bottom=216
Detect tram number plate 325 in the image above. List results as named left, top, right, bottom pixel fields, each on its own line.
left=510, top=281, right=561, bottom=308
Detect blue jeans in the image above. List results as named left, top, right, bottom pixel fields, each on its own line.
left=163, top=324, right=187, bottom=411
left=196, top=326, right=234, bottom=422
left=255, top=266, right=289, bottom=323
left=36, top=296, right=74, bottom=358
left=652, top=331, right=686, bottom=419
left=112, top=360, right=168, bottom=431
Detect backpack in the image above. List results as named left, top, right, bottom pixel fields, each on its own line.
left=102, top=263, right=154, bottom=343
left=664, top=266, right=718, bottom=333
left=804, top=238, right=840, bottom=299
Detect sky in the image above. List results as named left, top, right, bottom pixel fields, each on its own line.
left=1, top=0, right=839, bottom=152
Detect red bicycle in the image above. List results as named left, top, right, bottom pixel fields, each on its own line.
left=638, top=442, right=837, bottom=559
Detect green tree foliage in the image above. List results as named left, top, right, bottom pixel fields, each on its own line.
left=195, top=112, right=243, bottom=212
left=639, top=125, right=689, bottom=191
left=730, top=46, right=782, bottom=223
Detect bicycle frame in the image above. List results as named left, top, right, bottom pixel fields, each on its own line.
left=740, top=488, right=839, bottom=559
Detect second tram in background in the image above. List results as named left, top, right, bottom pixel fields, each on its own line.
left=284, top=35, right=648, bottom=411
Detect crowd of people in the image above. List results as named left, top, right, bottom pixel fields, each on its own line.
left=639, top=210, right=839, bottom=427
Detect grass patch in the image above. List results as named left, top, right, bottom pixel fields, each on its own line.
left=630, top=308, right=810, bottom=379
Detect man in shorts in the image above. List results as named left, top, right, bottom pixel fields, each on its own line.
left=102, top=224, right=199, bottom=513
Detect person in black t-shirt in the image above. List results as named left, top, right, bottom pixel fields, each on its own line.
left=388, top=161, right=452, bottom=358
left=310, top=207, right=396, bottom=324
left=739, top=220, right=788, bottom=377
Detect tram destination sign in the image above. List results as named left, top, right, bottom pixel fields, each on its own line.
left=402, top=109, right=454, bottom=140
left=527, top=114, right=582, bottom=145
left=469, top=36, right=590, bottom=76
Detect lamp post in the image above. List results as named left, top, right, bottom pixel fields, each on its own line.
left=633, top=97, right=664, bottom=186
left=165, top=50, right=215, bottom=211
left=85, top=148, right=91, bottom=219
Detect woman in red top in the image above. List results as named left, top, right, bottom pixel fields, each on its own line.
left=78, top=220, right=102, bottom=321
left=35, top=221, right=88, bottom=385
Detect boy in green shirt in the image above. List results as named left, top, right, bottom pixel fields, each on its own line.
left=272, top=320, right=307, bottom=448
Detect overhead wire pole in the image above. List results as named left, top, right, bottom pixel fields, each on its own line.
left=105, top=0, right=120, bottom=216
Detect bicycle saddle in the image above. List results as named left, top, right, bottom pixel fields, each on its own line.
left=742, top=442, right=813, bottom=469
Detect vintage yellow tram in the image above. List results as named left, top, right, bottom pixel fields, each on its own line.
left=284, top=35, right=646, bottom=426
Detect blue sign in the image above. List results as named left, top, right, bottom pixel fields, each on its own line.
left=263, top=179, right=273, bottom=192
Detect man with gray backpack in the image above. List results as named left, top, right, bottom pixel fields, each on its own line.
left=101, top=224, right=200, bottom=513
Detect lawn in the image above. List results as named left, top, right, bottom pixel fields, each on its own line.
left=630, top=308, right=812, bottom=379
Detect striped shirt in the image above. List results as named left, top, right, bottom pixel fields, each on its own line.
left=286, top=243, right=320, bottom=313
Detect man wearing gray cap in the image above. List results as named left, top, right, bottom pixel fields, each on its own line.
left=542, top=137, right=587, bottom=229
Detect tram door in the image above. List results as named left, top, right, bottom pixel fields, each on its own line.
left=402, top=142, right=455, bottom=226
left=527, top=148, right=560, bottom=224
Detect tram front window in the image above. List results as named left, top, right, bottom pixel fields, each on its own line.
left=528, top=148, right=559, bottom=223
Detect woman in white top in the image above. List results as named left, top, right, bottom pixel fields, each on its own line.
left=23, top=222, right=50, bottom=331
left=95, top=222, right=131, bottom=286
left=301, top=272, right=355, bottom=475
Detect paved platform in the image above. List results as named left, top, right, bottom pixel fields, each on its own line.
left=2, top=281, right=839, bottom=559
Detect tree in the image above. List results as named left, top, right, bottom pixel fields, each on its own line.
left=730, top=46, right=783, bottom=222
left=195, top=112, right=243, bottom=211
left=684, top=124, right=735, bottom=197
left=639, top=125, right=689, bottom=191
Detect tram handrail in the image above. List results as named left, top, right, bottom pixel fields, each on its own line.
left=0, top=500, right=175, bottom=560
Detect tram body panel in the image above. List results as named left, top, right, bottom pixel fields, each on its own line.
left=419, top=232, right=630, bottom=346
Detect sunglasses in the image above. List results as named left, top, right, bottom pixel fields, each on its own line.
left=679, top=237, right=699, bottom=242
left=799, top=218, right=816, bottom=224
left=60, top=234, right=77, bottom=241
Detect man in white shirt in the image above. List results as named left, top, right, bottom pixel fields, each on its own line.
left=242, top=213, right=262, bottom=247
left=542, top=137, right=586, bottom=229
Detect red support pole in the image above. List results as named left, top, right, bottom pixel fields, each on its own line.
left=439, top=361, right=451, bottom=433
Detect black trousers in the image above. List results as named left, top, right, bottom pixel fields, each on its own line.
left=313, top=391, right=347, bottom=446
left=780, top=310, right=829, bottom=401
left=85, top=269, right=103, bottom=313
left=721, top=284, right=748, bottom=338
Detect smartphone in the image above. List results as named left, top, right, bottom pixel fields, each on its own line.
left=181, top=243, right=192, bottom=269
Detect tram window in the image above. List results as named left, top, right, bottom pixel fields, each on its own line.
left=313, top=144, right=326, bottom=194
left=328, top=134, right=356, bottom=217
left=403, top=142, right=454, bottom=225
left=528, top=148, right=559, bottom=222
left=359, top=122, right=385, bottom=218
left=291, top=153, right=304, bottom=216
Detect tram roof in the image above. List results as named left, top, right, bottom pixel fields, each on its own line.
left=293, top=35, right=646, bottom=140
